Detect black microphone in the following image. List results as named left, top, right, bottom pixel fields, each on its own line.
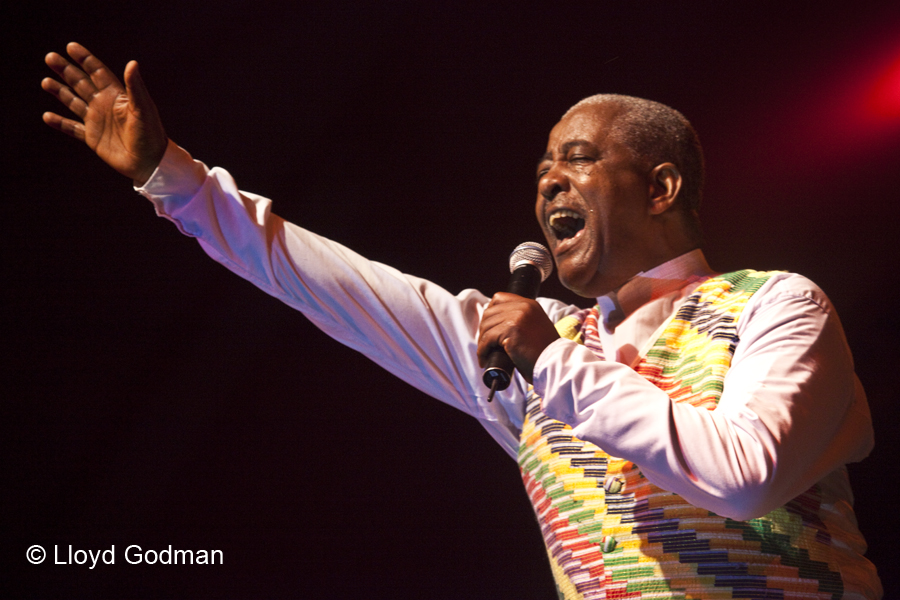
left=482, top=242, right=554, bottom=402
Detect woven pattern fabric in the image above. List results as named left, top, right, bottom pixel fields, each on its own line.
left=634, top=270, right=772, bottom=411
left=518, top=270, right=845, bottom=599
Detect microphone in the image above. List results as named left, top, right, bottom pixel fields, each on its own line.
left=482, top=242, right=554, bottom=402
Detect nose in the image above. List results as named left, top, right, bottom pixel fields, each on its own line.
left=538, top=162, right=568, bottom=201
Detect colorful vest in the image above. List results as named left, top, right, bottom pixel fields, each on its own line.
left=518, top=270, right=845, bottom=600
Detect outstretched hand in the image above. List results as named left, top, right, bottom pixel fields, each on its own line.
left=477, top=293, right=560, bottom=383
left=42, top=42, right=167, bottom=185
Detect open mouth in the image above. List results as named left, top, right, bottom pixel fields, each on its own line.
left=548, top=209, right=586, bottom=241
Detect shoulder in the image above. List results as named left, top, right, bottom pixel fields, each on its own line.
left=726, top=270, right=844, bottom=340
left=687, top=269, right=835, bottom=322
left=740, top=271, right=836, bottom=315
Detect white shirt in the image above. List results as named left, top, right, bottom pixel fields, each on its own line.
left=138, top=141, right=881, bottom=597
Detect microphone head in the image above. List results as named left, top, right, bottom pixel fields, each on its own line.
left=508, top=242, right=553, bottom=282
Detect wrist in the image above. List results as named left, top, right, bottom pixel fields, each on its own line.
left=131, top=138, right=168, bottom=186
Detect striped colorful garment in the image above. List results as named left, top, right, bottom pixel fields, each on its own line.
left=518, top=270, right=846, bottom=599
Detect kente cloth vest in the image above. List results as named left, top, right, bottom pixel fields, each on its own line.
left=518, top=270, right=845, bottom=600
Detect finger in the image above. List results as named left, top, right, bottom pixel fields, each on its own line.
left=66, top=42, right=121, bottom=92
left=478, top=310, right=518, bottom=336
left=477, top=330, right=511, bottom=368
left=42, top=111, right=86, bottom=142
left=41, top=77, right=89, bottom=119
left=488, top=291, right=527, bottom=306
left=479, top=299, right=526, bottom=333
left=45, top=51, right=98, bottom=102
left=123, top=60, right=153, bottom=113
left=477, top=314, right=510, bottom=354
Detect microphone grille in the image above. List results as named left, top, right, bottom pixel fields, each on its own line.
left=508, top=242, right=553, bottom=282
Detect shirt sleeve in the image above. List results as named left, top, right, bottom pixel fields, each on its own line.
left=533, top=273, right=874, bottom=520
left=136, top=141, right=577, bottom=458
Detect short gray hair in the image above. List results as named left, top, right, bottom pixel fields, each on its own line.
left=566, top=94, right=705, bottom=215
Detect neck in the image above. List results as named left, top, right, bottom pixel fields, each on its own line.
left=597, top=249, right=714, bottom=326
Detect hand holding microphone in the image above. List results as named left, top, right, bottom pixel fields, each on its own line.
left=479, top=242, right=557, bottom=402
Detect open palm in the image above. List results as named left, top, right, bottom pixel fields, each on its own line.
left=42, top=42, right=167, bottom=185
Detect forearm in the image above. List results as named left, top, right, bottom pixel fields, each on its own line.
left=136, top=141, right=527, bottom=446
left=535, top=277, right=874, bottom=520
left=534, top=341, right=773, bottom=518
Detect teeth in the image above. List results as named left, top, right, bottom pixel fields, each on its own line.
left=549, top=209, right=582, bottom=227
left=548, top=209, right=585, bottom=241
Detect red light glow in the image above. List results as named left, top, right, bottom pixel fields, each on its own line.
left=737, top=25, right=900, bottom=187
left=866, top=54, right=900, bottom=119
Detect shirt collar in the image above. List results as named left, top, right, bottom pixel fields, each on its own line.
left=596, top=249, right=714, bottom=330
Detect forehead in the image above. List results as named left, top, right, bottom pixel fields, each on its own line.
left=546, top=103, right=621, bottom=151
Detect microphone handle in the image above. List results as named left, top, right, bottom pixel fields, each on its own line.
left=482, top=264, right=543, bottom=400
left=506, top=263, right=544, bottom=298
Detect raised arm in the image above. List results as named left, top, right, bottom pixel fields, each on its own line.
left=42, top=42, right=167, bottom=185
left=40, top=43, right=586, bottom=461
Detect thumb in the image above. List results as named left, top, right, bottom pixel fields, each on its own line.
left=124, top=60, right=154, bottom=112
left=121, top=59, right=167, bottom=185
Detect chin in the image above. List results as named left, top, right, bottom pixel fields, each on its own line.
left=557, top=271, right=599, bottom=299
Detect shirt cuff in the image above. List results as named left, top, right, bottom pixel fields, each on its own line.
left=532, top=337, right=594, bottom=406
left=135, top=140, right=209, bottom=214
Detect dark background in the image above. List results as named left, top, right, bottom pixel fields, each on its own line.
left=4, top=1, right=899, bottom=598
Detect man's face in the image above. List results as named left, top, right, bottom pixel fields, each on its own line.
left=535, top=104, right=654, bottom=298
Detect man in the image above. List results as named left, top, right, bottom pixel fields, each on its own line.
left=42, top=43, right=882, bottom=598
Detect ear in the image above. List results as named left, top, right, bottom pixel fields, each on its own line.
left=648, top=163, right=682, bottom=215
